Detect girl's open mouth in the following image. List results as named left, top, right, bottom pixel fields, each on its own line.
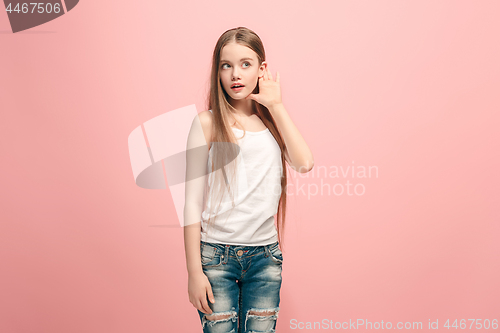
left=231, top=84, right=245, bottom=91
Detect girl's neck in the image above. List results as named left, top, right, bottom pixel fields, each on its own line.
left=229, top=98, right=256, bottom=117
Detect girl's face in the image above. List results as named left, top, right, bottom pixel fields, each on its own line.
left=219, top=42, right=266, bottom=101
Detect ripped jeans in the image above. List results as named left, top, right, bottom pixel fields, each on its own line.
left=197, top=241, right=283, bottom=333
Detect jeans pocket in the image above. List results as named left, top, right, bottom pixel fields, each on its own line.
left=269, top=242, right=283, bottom=264
left=201, top=243, right=223, bottom=267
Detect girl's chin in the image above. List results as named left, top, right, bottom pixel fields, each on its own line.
left=228, top=93, right=250, bottom=101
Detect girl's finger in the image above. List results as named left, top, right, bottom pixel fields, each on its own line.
left=200, top=295, right=212, bottom=314
left=276, top=71, right=280, bottom=83
left=268, top=68, right=273, bottom=81
left=194, top=300, right=202, bottom=313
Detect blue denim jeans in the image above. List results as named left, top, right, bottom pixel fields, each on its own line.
left=197, top=240, right=283, bottom=333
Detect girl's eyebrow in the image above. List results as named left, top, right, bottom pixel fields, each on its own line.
left=220, top=57, right=254, bottom=63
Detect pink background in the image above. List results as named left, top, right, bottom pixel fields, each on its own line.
left=1, top=1, right=499, bottom=332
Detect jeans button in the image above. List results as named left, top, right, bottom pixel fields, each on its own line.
left=237, top=250, right=243, bottom=256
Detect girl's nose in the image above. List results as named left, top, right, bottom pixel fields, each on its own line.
left=232, top=70, right=240, bottom=80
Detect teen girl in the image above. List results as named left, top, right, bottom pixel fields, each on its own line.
left=184, top=27, right=314, bottom=333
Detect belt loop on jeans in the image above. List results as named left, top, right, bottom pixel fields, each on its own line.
left=224, top=246, right=229, bottom=264
left=264, top=244, right=270, bottom=258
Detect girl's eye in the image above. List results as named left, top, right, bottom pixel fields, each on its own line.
left=221, top=62, right=250, bottom=69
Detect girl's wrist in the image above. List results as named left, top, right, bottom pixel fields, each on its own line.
left=188, top=268, right=204, bottom=276
left=268, top=102, right=285, bottom=113
left=187, top=263, right=204, bottom=275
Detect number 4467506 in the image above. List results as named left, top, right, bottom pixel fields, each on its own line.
left=5, top=2, right=62, bottom=14
left=444, top=319, right=498, bottom=330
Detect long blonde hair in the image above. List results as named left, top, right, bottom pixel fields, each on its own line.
left=203, top=27, right=288, bottom=248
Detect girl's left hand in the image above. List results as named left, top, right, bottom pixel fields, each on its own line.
left=245, top=67, right=282, bottom=109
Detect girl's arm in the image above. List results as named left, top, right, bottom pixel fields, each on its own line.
left=183, top=111, right=215, bottom=314
left=269, top=103, right=314, bottom=173
left=183, top=111, right=212, bottom=274
left=246, top=67, right=314, bottom=173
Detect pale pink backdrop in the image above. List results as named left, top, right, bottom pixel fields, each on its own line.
left=1, top=1, right=499, bottom=332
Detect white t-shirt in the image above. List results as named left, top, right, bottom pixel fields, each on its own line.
left=200, top=110, right=282, bottom=246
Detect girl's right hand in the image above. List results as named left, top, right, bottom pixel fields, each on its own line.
left=188, top=271, right=215, bottom=314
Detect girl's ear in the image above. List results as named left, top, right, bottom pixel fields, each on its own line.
left=259, top=61, right=267, bottom=77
